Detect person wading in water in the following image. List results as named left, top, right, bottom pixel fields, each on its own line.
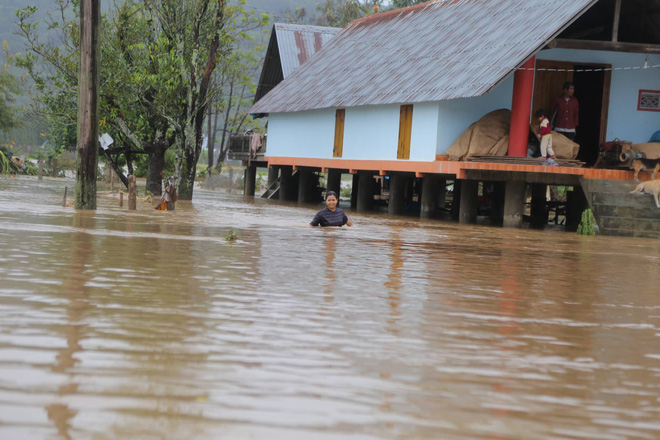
left=309, top=191, right=353, bottom=227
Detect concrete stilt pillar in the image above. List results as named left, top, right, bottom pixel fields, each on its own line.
left=458, top=180, right=479, bottom=224
left=244, top=164, right=257, bottom=197
left=421, top=175, right=439, bottom=219
left=267, top=167, right=278, bottom=187
left=327, top=169, right=341, bottom=196
left=437, top=179, right=447, bottom=210
left=490, top=182, right=506, bottom=226
left=503, top=180, right=527, bottom=228
left=298, top=168, right=315, bottom=204
left=450, top=180, right=461, bottom=221
left=388, top=174, right=406, bottom=215
left=566, top=187, right=589, bottom=231
left=350, top=174, right=359, bottom=209
left=279, top=166, right=293, bottom=201
left=357, top=172, right=374, bottom=212
left=530, top=184, right=548, bottom=227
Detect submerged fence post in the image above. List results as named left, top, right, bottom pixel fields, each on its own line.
left=119, top=191, right=124, bottom=208
left=128, top=175, right=137, bottom=211
left=63, top=186, right=68, bottom=207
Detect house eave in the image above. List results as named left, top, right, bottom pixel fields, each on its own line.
left=548, top=38, right=660, bottom=54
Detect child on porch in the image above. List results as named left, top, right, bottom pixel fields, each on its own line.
left=535, top=109, right=556, bottom=159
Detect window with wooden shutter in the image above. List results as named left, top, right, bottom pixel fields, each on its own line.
left=333, top=109, right=345, bottom=157
left=397, top=105, right=413, bottom=160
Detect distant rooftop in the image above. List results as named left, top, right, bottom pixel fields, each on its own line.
left=253, top=23, right=341, bottom=104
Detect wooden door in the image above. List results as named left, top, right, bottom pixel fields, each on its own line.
left=533, top=60, right=574, bottom=120
left=397, top=104, right=413, bottom=160
left=333, top=109, right=345, bottom=158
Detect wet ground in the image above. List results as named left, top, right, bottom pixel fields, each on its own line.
left=1, top=176, right=659, bottom=439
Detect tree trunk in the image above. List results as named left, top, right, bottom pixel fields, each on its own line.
left=75, top=0, right=100, bottom=210
left=177, top=128, right=201, bottom=200
left=146, top=143, right=166, bottom=196
left=207, top=107, right=214, bottom=169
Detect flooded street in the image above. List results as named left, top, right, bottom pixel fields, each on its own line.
left=1, top=176, right=660, bottom=440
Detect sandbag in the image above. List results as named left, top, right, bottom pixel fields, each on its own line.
left=447, top=109, right=511, bottom=161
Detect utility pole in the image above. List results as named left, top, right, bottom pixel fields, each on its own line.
left=75, top=0, right=100, bottom=209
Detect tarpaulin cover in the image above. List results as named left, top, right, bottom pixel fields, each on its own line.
left=629, top=143, right=660, bottom=159
left=447, top=109, right=511, bottom=161
left=447, top=109, right=580, bottom=161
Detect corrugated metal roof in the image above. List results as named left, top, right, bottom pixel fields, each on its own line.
left=253, top=23, right=340, bottom=104
left=250, top=0, right=598, bottom=114
left=274, top=23, right=341, bottom=77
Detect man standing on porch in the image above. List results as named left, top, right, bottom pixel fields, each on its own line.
left=551, top=81, right=579, bottom=141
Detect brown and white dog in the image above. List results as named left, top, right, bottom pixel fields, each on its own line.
left=620, top=150, right=660, bottom=181
left=632, top=158, right=660, bottom=181
left=630, top=179, right=660, bottom=208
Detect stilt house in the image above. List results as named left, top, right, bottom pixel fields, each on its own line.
left=247, top=0, right=660, bottom=237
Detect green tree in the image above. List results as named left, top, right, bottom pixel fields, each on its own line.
left=284, top=0, right=384, bottom=28
left=14, top=0, right=266, bottom=198
left=14, top=3, right=90, bottom=170
left=15, top=1, right=175, bottom=193
left=0, top=41, right=21, bottom=141
left=207, top=40, right=265, bottom=176
left=133, top=0, right=267, bottom=200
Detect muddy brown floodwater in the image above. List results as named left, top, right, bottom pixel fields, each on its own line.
left=1, top=176, right=660, bottom=440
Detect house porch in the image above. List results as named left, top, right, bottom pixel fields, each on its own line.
left=256, top=156, right=657, bottom=236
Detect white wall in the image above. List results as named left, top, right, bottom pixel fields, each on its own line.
left=267, top=103, right=441, bottom=161
left=266, top=109, right=336, bottom=158
left=537, top=49, right=660, bottom=144
left=342, top=105, right=400, bottom=159
left=410, top=103, right=441, bottom=161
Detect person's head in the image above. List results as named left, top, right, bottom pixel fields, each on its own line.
left=563, top=81, right=575, bottom=97
left=535, top=108, right=545, bottom=121
left=325, top=191, right=338, bottom=210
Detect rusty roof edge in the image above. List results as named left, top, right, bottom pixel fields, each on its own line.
left=347, top=0, right=440, bottom=27
left=274, top=23, right=342, bottom=35
left=483, top=0, right=601, bottom=95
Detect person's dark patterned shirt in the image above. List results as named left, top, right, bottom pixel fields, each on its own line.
left=310, top=207, right=348, bottom=227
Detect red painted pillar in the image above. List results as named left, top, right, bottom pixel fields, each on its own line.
left=508, top=56, right=536, bottom=157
